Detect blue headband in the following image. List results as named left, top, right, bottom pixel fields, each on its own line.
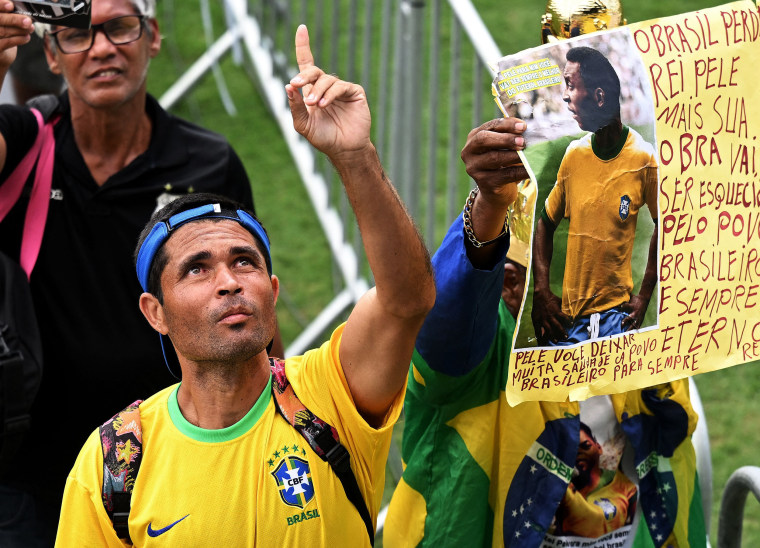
left=136, top=203, right=272, bottom=292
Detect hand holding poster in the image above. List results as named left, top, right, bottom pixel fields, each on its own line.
left=494, top=0, right=760, bottom=405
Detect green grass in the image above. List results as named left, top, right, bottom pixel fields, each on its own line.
left=146, top=1, right=760, bottom=545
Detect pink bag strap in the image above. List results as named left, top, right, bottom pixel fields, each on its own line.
left=20, top=116, right=55, bottom=278
left=0, top=109, right=45, bottom=219
left=0, top=108, right=56, bottom=279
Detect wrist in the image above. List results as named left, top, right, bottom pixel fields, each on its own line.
left=475, top=184, right=518, bottom=211
left=0, top=56, right=14, bottom=74
left=328, top=142, right=377, bottom=172
left=463, top=188, right=510, bottom=248
left=534, top=286, right=552, bottom=299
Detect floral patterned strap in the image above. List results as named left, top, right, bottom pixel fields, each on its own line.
left=269, top=357, right=341, bottom=458
left=99, top=399, right=143, bottom=542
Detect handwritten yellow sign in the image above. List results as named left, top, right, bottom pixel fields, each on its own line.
left=494, top=0, right=760, bottom=405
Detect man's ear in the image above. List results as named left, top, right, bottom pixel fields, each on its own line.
left=139, top=293, right=168, bottom=335
left=594, top=87, right=605, bottom=109
left=147, top=18, right=161, bottom=58
left=270, top=274, right=280, bottom=305
left=42, top=35, right=62, bottom=76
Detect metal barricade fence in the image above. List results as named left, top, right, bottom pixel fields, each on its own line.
left=160, top=0, right=504, bottom=356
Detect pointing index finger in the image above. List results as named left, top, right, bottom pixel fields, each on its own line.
left=295, top=24, right=314, bottom=73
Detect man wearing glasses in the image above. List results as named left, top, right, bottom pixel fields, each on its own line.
left=0, top=1, right=259, bottom=545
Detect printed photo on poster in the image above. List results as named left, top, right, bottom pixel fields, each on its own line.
left=540, top=398, right=640, bottom=548
left=493, top=28, right=660, bottom=353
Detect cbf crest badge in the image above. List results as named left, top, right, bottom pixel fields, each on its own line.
left=619, top=195, right=631, bottom=221
left=271, top=456, right=315, bottom=509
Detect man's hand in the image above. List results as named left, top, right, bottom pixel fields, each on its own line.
left=460, top=118, right=529, bottom=268
left=622, top=224, right=657, bottom=332
left=461, top=117, right=529, bottom=209
left=0, top=3, right=34, bottom=73
left=285, top=24, right=371, bottom=162
left=531, top=289, right=570, bottom=344
left=620, top=294, right=649, bottom=331
left=531, top=216, right=569, bottom=344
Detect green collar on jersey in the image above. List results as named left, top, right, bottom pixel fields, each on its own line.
left=168, top=373, right=272, bottom=443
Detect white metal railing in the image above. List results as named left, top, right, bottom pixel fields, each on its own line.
left=718, top=466, right=760, bottom=548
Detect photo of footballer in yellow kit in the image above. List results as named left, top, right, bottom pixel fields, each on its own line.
left=493, top=28, right=660, bottom=350
left=549, top=421, right=638, bottom=541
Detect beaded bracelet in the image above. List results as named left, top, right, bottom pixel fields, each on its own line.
left=462, top=187, right=510, bottom=248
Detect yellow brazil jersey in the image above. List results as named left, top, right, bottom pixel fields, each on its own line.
left=55, top=324, right=402, bottom=547
left=544, top=127, right=658, bottom=318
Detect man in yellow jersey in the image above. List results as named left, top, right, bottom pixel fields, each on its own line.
left=55, top=24, right=435, bottom=547
left=532, top=46, right=659, bottom=346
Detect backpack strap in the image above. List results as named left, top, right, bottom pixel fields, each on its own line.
left=269, top=358, right=375, bottom=546
left=0, top=106, right=58, bottom=278
left=99, top=400, right=143, bottom=544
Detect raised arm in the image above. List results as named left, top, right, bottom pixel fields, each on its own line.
left=415, top=119, right=528, bottom=376
left=0, top=3, right=35, bottom=171
left=286, top=25, right=435, bottom=426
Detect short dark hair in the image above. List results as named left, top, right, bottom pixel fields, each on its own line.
left=134, top=193, right=269, bottom=303
left=579, top=421, right=598, bottom=443
left=566, top=47, right=621, bottom=117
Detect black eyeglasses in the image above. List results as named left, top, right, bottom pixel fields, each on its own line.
left=49, top=15, right=147, bottom=54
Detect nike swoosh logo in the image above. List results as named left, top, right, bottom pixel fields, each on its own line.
left=147, top=514, right=189, bottom=537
